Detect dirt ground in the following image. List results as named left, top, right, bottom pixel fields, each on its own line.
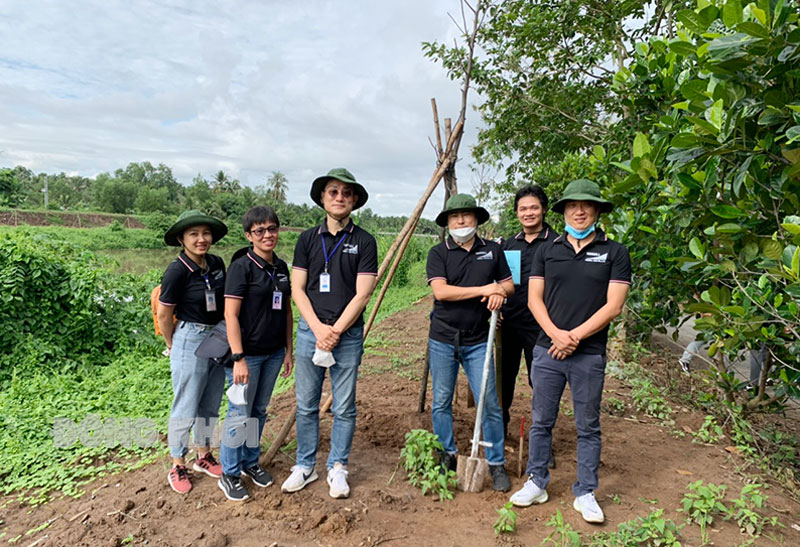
left=2, top=297, right=798, bottom=546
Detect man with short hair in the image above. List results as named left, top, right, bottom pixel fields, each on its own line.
left=282, top=168, right=378, bottom=499
left=426, top=193, right=515, bottom=492
left=499, top=185, right=555, bottom=437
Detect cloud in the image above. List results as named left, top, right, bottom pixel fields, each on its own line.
left=0, top=0, right=480, bottom=219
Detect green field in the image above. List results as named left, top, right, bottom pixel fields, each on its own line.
left=0, top=224, right=430, bottom=504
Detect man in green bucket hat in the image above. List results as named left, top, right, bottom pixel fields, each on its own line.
left=510, top=179, right=631, bottom=524
left=282, top=168, right=378, bottom=499
left=426, top=193, right=515, bottom=491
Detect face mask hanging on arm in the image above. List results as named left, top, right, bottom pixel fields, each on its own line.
left=450, top=226, right=477, bottom=243
left=564, top=222, right=596, bottom=240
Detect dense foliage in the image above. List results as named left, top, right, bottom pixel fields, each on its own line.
left=428, top=0, right=799, bottom=410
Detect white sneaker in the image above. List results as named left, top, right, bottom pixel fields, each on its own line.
left=327, top=462, right=350, bottom=499
left=280, top=465, right=318, bottom=493
left=574, top=492, right=605, bottom=523
left=509, top=477, right=548, bottom=507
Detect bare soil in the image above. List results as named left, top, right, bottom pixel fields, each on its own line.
left=2, top=297, right=798, bottom=547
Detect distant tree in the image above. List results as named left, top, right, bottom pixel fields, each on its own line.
left=92, top=172, right=137, bottom=213
left=184, top=175, right=214, bottom=211
left=135, top=187, right=174, bottom=214
left=267, top=171, right=288, bottom=204
left=116, top=162, right=181, bottom=201
left=211, top=170, right=240, bottom=194
left=0, top=168, right=23, bottom=207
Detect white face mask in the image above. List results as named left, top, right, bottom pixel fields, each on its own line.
left=450, top=226, right=477, bottom=243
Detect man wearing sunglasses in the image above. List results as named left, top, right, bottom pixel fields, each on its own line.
left=282, top=168, right=378, bottom=499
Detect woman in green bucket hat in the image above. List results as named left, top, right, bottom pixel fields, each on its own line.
left=156, top=210, right=228, bottom=494
left=510, top=179, right=631, bottom=524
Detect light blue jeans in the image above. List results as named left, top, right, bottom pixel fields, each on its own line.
left=220, top=349, right=285, bottom=476
left=294, top=318, right=363, bottom=470
left=168, top=321, right=226, bottom=459
left=428, top=338, right=506, bottom=465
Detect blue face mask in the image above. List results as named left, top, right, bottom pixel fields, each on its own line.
left=565, top=222, right=596, bottom=240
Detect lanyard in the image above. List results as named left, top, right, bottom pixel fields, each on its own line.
left=201, top=271, right=212, bottom=291
left=320, top=231, right=349, bottom=273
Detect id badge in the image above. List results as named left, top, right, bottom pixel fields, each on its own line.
left=319, top=272, right=331, bottom=293
left=272, top=291, right=283, bottom=310
left=205, top=290, right=217, bottom=312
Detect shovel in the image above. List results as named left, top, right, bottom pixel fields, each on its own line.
left=457, top=309, right=499, bottom=492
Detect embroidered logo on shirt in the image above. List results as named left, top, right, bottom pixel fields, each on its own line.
left=213, top=269, right=224, bottom=279
left=277, top=274, right=289, bottom=282
left=585, top=252, right=608, bottom=263
left=475, top=251, right=493, bottom=261
left=342, top=243, right=359, bottom=255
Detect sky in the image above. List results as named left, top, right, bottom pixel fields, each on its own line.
left=0, top=0, right=484, bottom=218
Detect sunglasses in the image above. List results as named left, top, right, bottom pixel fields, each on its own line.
left=325, top=187, right=354, bottom=199
left=248, top=226, right=279, bottom=238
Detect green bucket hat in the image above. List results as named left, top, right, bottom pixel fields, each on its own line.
left=435, top=193, right=491, bottom=227
left=164, top=210, right=228, bottom=247
left=551, top=179, right=614, bottom=214
left=310, top=168, right=369, bottom=210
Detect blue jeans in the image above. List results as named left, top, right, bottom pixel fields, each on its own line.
left=168, top=321, right=226, bottom=459
left=428, top=338, right=506, bottom=465
left=526, top=346, right=606, bottom=496
left=294, top=318, right=364, bottom=470
left=219, top=349, right=285, bottom=476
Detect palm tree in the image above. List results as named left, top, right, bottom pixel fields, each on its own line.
left=267, top=171, right=288, bottom=204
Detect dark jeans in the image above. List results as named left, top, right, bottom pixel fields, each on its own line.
left=526, top=346, right=606, bottom=496
left=499, top=324, right=538, bottom=434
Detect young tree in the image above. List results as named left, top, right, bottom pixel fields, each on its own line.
left=267, top=171, right=289, bottom=204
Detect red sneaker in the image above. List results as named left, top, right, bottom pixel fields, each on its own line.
left=168, top=464, right=192, bottom=494
left=192, top=452, right=222, bottom=478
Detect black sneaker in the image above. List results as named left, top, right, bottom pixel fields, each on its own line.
left=218, top=473, right=250, bottom=501
left=241, top=465, right=273, bottom=488
left=489, top=464, right=511, bottom=492
left=439, top=450, right=457, bottom=473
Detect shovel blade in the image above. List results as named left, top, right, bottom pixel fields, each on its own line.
left=456, top=454, right=489, bottom=492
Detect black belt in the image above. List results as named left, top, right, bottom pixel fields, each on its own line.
left=430, top=315, right=487, bottom=359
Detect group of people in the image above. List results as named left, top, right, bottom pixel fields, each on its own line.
left=156, top=169, right=631, bottom=525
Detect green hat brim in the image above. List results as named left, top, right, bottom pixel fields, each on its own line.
left=435, top=206, right=491, bottom=227
left=310, top=176, right=369, bottom=210
left=164, top=213, right=228, bottom=247
left=551, top=195, right=614, bottom=214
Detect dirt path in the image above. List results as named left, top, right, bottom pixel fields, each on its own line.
left=2, top=297, right=798, bottom=546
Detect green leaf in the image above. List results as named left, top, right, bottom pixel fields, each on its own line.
left=610, top=161, right=634, bottom=174
left=633, top=132, right=651, bottom=158
left=736, top=21, right=770, bottom=38
left=689, top=237, right=705, bottom=259
left=680, top=79, right=709, bottom=102
left=762, top=239, right=783, bottom=260
left=785, top=126, right=800, bottom=144
left=723, top=0, right=744, bottom=27
left=717, top=223, right=743, bottom=233
left=670, top=40, right=698, bottom=57
left=637, top=225, right=657, bottom=235
left=710, top=204, right=743, bottom=218
left=592, top=145, right=606, bottom=160
left=671, top=133, right=699, bottom=148
left=707, top=99, right=724, bottom=130
left=721, top=305, right=746, bottom=316
left=782, top=215, right=800, bottom=234
left=677, top=9, right=709, bottom=34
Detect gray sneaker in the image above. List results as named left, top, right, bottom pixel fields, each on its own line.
left=218, top=474, right=250, bottom=502
left=510, top=476, right=548, bottom=507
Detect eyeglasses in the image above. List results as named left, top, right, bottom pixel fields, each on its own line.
left=248, top=226, right=279, bottom=238
left=325, top=188, right=354, bottom=199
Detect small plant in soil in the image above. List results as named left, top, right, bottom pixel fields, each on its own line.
left=493, top=501, right=517, bottom=535
left=725, top=483, right=782, bottom=539
left=692, top=415, right=724, bottom=444
left=588, top=508, right=683, bottom=547
left=542, top=510, right=582, bottom=546
left=400, top=429, right=457, bottom=501
left=680, top=480, right=728, bottom=545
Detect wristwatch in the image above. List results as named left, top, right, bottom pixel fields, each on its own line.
left=231, top=353, right=245, bottom=362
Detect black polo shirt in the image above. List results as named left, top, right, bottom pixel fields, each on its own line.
left=292, top=220, right=378, bottom=326
left=501, top=223, right=556, bottom=330
left=224, top=250, right=291, bottom=355
left=530, top=228, right=631, bottom=354
left=427, top=235, right=513, bottom=345
left=159, top=252, right=226, bottom=325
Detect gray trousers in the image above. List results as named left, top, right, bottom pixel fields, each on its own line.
left=526, top=346, right=606, bottom=496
